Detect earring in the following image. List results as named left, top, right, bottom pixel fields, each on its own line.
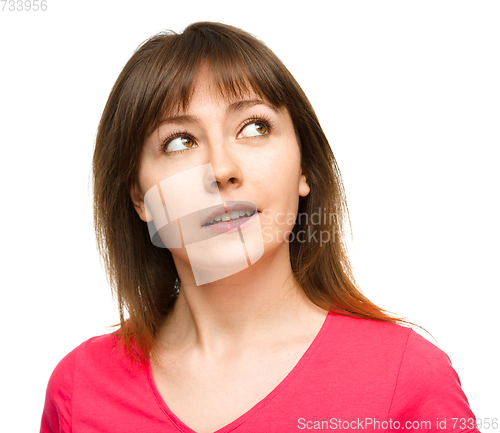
left=173, top=277, right=180, bottom=297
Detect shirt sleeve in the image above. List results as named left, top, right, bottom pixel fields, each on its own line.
left=387, top=329, right=480, bottom=432
left=40, top=347, right=77, bottom=433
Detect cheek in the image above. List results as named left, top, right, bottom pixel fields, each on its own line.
left=252, top=148, right=302, bottom=225
left=258, top=146, right=302, bottom=193
left=137, top=160, right=165, bottom=197
left=254, top=135, right=301, bottom=170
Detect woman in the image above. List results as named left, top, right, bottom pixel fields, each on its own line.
left=41, top=22, right=480, bottom=433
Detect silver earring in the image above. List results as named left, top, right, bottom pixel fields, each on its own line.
left=173, top=277, right=180, bottom=297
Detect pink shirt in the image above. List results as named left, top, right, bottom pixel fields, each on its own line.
left=40, top=313, right=480, bottom=432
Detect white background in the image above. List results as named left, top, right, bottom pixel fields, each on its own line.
left=1, top=0, right=498, bottom=431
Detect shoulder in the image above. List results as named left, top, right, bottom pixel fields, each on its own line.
left=317, top=314, right=478, bottom=423
left=40, top=332, right=124, bottom=433
left=399, top=327, right=456, bottom=379
left=44, top=331, right=132, bottom=391
left=304, top=313, right=413, bottom=402
left=386, top=325, right=478, bottom=428
left=323, top=313, right=413, bottom=356
left=392, top=328, right=469, bottom=400
left=325, top=313, right=468, bottom=390
left=49, top=332, right=123, bottom=378
left=324, top=313, right=460, bottom=365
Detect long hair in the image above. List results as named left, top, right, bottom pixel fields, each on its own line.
left=92, top=21, right=408, bottom=361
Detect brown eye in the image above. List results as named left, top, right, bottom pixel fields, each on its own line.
left=165, top=135, right=196, bottom=153
left=181, top=137, right=194, bottom=147
left=255, top=123, right=267, bottom=134
left=239, top=121, right=269, bottom=138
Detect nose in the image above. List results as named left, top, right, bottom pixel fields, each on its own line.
left=204, top=141, right=242, bottom=193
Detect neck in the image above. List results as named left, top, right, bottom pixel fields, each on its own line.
left=157, top=242, right=325, bottom=355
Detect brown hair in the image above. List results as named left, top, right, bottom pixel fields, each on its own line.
left=92, top=21, right=410, bottom=360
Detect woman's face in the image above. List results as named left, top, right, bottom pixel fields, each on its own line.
left=131, top=70, right=310, bottom=284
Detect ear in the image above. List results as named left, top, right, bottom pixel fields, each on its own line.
left=298, top=170, right=310, bottom=198
left=130, top=182, right=149, bottom=222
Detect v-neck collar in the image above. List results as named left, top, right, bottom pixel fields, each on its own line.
left=144, top=311, right=334, bottom=433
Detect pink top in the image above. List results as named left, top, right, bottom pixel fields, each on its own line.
left=40, top=313, right=480, bottom=432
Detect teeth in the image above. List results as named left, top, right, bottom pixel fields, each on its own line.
left=206, top=210, right=256, bottom=225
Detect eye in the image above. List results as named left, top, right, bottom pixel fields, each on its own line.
left=163, top=135, right=196, bottom=153
left=238, top=121, right=269, bottom=139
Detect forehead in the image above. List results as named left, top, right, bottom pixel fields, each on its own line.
left=147, top=63, right=284, bottom=135
left=184, top=74, right=259, bottom=111
left=178, top=68, right=267, bottom=111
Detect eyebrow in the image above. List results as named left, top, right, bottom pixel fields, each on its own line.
left=159, top=99, right=278, bottom=126
left=227, top=99, right=278, bottom=115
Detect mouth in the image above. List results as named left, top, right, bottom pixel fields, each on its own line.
left=201, top=202, right=259, bottom=229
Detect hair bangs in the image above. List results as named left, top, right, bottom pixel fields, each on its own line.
left=143, top=22, right=290, bottom=137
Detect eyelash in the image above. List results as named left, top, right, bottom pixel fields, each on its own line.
left=160, top=115, right=276, bottom=155
left=160, top=132, right=196, bottom=155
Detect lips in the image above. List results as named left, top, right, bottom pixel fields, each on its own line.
left=201, top=202, right=258, bottom=227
